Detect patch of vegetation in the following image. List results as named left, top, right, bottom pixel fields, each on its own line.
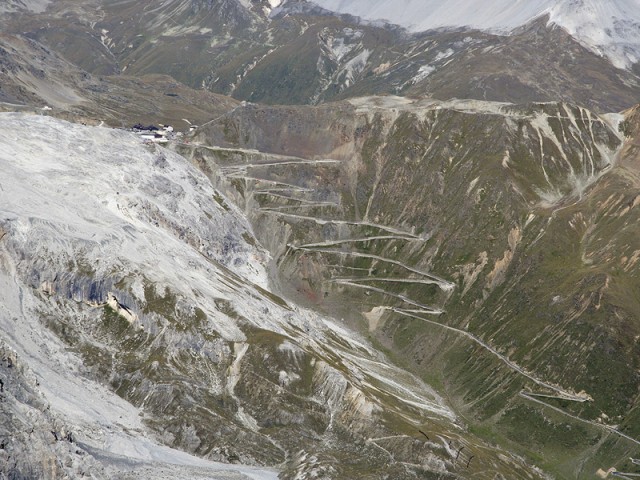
left=499, top=403, right=599, bottom=451
left=241, top=232, right=257, bottom=248
left=143, top=282, right=178, bottom=318
left=214, top=191, right=231, bottom=211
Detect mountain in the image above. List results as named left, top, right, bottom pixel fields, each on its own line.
left=309, top=0, right=640, bottom=69
left=0, top=113, right=553, bottom=479
left=0, top=0, right=50, bottom=14
left=4, top=0, right=639, bottom=111
left=178, top=95, right=640, bottom=478
left=0, top=32, right=239, bottom=128
left=1, top=0, right=640, bottom=478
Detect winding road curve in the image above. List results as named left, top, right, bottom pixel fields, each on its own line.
left=394, top=309, right=591, bottom=403
left=519, top=392, right=640, bottom=448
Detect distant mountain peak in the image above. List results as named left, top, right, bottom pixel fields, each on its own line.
left=307, top=0, right=640, bottom=69
left=0, top=0, right=50, bottom=13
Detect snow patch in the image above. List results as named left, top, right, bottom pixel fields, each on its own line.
left=412, top=65, right=435, bottom=84
left=434, top=48, right=454, bottom=61
left=278, top=370, right=301, bottom=387
left=342, top=49, right=371, bottom=87
left=467, top=177, right=480, bottom=195
left=312, top=0, right=640, bottom=69
left=278, top=339, right=304, bottom=355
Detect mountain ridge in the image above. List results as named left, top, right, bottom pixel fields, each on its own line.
left=307, top=0, right=640, bottom=69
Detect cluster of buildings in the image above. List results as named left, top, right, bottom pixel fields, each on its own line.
left=130, top=123, right=197, bottom=144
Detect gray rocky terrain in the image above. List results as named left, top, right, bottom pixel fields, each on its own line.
left=1, top=1, right=640, bottom=479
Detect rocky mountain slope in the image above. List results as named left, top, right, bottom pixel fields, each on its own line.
left=0, top=32, right=239, bottom=129
left=0, top=0, right=50, bottom=14
left=3, top=0, right=639, bottom=111
left=0, top=113, right=552, bottom=479
left=310, top=0, right=640, bottom=69
left=176, top=95, right=640, bottom=478
left=1, top=0, right=640, bottom=479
